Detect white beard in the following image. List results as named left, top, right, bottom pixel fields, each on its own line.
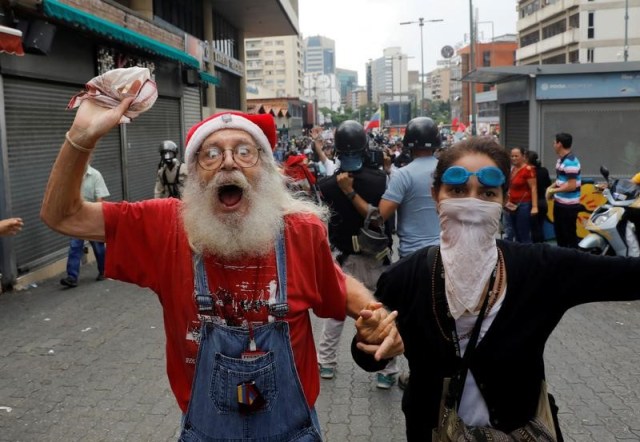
left=438, top=198, right=502, bottom=319
left=181, top=167, right=286, bottom=259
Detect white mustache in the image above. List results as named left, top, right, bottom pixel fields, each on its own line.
left=208, top=170, right=250, bottom=191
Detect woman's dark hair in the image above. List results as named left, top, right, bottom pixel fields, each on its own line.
left=433, top=137, right=511, bottom=194
left=526, top=150, right=541, bottom=168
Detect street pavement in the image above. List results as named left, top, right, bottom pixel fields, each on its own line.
left=0, top=266, right=639, bottom=441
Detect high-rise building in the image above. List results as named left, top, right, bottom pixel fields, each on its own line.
left=425, top=67, right=453, bottom=102
left=303, top=35, right=335, bottom=74
left=516, top=0, right=639, bottom=65
left=245, top=35, right=304, bottom=98
left=336, top=68, right=358, bottom=108
left=368, top=47, right=410, bottom=104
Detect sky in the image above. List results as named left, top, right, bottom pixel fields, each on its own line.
left=298, top=0, right=518, bottom=82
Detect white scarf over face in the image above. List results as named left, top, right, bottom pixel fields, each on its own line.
left=438, top=198, right=502, bottom=319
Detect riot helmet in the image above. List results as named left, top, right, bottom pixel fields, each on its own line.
left=159, top=140, right=179, bottom=165
left=334, top=120, right=367, bottom=172
left=403, top=117, right=441, bottom=149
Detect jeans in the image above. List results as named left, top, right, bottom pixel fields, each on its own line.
left=507, top=201, right=533, bottom=244
left=66, top=238, right=105, bottom=280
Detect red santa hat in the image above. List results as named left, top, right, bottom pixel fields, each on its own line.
left=184, top=112, right=277, bottom=169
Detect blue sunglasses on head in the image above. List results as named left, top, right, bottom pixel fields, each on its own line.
left=442, top=166, right=506, bottom=187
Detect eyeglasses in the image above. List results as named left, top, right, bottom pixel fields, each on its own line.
left=441, top=166, right=506, bottom=187
left=196, top=144, right=262, bottom=170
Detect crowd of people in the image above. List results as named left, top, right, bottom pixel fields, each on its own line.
left=24, top=67, right=640, bottom=441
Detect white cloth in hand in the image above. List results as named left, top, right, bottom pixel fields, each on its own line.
left=67, top=67, right=158, bottom=123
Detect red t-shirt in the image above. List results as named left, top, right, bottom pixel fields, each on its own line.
left=509, top=165, right=536, bottom=204
left=103, top=198, right=347, bottom=412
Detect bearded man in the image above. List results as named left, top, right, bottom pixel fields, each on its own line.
left=40, top=96, right=403, bottom=440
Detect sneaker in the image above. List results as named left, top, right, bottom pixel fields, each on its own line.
left=376, top=373, right=396, bottom=389
left=96, top=273, right=106, bottom=281
left=60, top=277, right=78, bottom=288
left=319, top=365, right=335, bottom=379
left=398, top=372, right=410, bottom=390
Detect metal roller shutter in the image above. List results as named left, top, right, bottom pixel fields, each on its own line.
left=182, top=86, right=202, bottom=148
left=124, top=97, right=181, bottom=202
left=3, top=77, right=124, bottom=272
left=504, top=102, right=529, bottom=150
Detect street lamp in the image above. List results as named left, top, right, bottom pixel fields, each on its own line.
left=400, top=17, right=444, bottom=116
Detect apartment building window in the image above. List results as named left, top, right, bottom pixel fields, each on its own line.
left=588, top=12, right=595, bottom=38
left=542, top=54, right=565, bottom=64
left=276, top=40, right=285, bottom=46
left=587, top=48, right=594, bottom=62
left=542, top=19, right=566, bottom=39
left=264, top=41, right=273, bottom=46
left=521, top=30, right=540, bottom=47
left=215, top=69, right=241, bottom=109
left=520, top=0, right=541, bottom=18
left=276, top=50, right=285, bottom=56
left=153, top=0, right=203, bottom=39
left=213, top=14, right=239, bottom=59
left=483, top=51, right=491, bottom=67
left=568, top=50, right=579, bottom=63
left=569, top=13, right=579, bottom=29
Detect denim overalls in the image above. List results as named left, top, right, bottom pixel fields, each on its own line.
left=179, top=232, right=322, bottom=441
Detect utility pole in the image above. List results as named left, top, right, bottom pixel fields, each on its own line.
left=624, top=0, right=629, bottom=61
left=469, top=0, right=476, bottom=135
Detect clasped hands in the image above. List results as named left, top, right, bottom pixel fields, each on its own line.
left=354, top=301, right=404, bottom=361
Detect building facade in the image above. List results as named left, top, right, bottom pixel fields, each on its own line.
left=0, top=0, right=298, bottom=289
left=245, top=34, right=304, bottom=98
left=517, top=0, right=640, bottom=65
left=453, top=37, right=518, bottom=128
left=335, top=67, right=358, bottom=109
left=303, top=35, right=335, bottom=74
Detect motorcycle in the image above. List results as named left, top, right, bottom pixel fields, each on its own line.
left=578, top=166, right=640, bottom=256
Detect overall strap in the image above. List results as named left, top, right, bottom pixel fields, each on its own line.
left=192, top=253, right=213, bottom=314
left=269, top=228, right=289, bottom=319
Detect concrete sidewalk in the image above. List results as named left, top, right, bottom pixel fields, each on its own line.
left=0, top=268, right=639, bottom=441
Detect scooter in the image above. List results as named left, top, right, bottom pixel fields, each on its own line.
left=578, top=166, right=640, bottom=256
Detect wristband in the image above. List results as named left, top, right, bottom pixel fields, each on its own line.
left=65, top=131, right=94, bottom=153
left=345, top=190, right=356, bottom=200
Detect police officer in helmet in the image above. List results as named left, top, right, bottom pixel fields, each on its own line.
left=154, top=140, right=188, bottom=199
left=378, top=116, right=442, bottom=389
left=316, top=120, right=400, bottom=388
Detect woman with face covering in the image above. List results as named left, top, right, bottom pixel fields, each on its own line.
left=352, top=137, right=640, bottom=441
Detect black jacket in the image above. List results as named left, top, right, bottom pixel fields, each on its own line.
left=318, top=167, right=388, bottom=255
left=353, top=240, right=640, bottom=440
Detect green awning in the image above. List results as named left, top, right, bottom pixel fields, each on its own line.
left=199, top=71, right=220, bottom=86
left=42, top=0, right=199, bottom=69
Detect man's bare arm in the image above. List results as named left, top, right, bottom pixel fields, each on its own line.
left=40, top=98, right=133, bottom=241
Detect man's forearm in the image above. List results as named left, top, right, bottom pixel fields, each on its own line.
left=344, top=274, right=375, bottom=319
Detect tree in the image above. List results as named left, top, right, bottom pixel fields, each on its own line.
left=424, top=100, right=451, bottom=124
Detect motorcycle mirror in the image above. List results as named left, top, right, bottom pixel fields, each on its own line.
left=600, top=165, right=610, bottom=181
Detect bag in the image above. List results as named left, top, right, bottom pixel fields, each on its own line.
left=352, top=205, right=390, bottom=261
left=432, top=379, right=557, bottom=442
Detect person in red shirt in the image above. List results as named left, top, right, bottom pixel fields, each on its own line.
left=41, top=92, right=403, bottom=440
left=505, top=147, right=538, bottom=243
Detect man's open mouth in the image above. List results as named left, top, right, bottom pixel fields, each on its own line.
left=218, top=184, right=244, bottom=207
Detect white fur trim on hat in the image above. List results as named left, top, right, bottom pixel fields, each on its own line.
left=184, top=113, right=274, bottom=168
